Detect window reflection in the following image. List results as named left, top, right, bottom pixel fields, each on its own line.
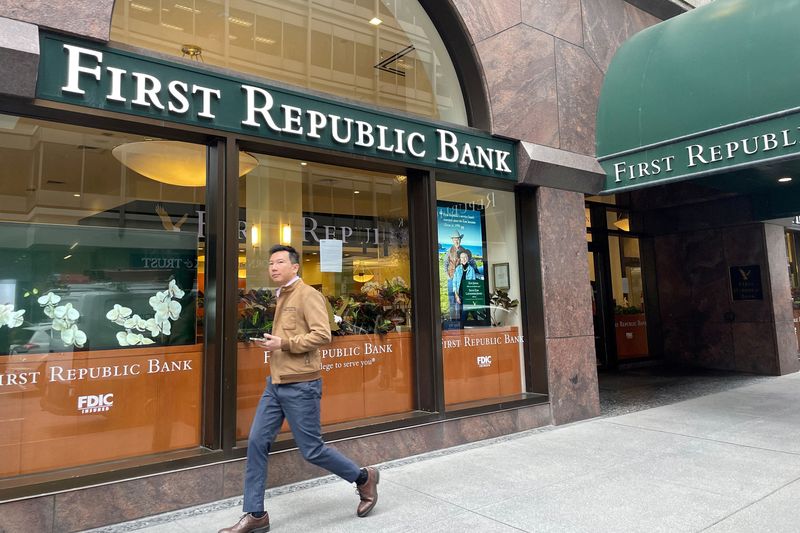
left=0, top=115, right=206, bottom=479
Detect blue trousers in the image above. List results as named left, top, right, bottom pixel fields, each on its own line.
left=243, top=377, right=361, bottom=513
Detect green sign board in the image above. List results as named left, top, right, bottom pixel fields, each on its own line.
left=599, top=109, right=800, bottom=193
left=37, top=33, right=516, bottom=180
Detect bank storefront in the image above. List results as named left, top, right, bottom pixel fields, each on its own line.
left=595, top=0, right=800, bottom=375
left=0, top=2, right=552, bottom=529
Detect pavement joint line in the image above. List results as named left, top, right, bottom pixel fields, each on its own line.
left=600, top=419, right=800, bottom=457
left=697, top=475, right=800, bottom=531
left=428, top=508, right=530, bottom=533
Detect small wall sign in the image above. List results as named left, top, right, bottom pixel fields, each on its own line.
left=730, top=265, right=763, bottom=301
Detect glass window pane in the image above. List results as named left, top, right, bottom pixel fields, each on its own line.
left=235, top=157, right=414, bottom=440
left=436, top=182, right=525, bottom=408
left=110, top=0, right=468, bottom=125
left=609, top=235, right=649, bottom=359
left=785, top=230, right=800, bottom=353
left=0, top=115, right=207, bottom=478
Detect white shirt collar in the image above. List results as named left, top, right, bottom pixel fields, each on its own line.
left=276, top=275, right=300, bottom=297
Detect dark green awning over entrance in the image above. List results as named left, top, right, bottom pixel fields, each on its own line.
left=596, top=0, right=800, bottom=198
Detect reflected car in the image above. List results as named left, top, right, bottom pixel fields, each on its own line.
left=8, top=324, right=58, bottom=355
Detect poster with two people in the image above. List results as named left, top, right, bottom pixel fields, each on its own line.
left=437, top=200, right=489, bottom=329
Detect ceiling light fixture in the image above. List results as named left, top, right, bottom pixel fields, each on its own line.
left=779, top=176, right=793, bottom=183
left=174, top=3, right=200, bottom=13
left=251, top=224, right=259, bottom=247
left=352, top=260, right=374, bottom=283
left=112, top=140, right=258, bottom=187
left=228, top=16, right=253, bottom=27
left=280, top=224, right=292, bottom=245
left=160, top=22, right=185, bottom=31
left=369, top=17, right=382, bottom=25
left=181, top=44, right=203, bottom=61
left=613, top=213, right=630, bottom=232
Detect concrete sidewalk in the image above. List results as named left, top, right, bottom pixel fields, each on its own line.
left=87, top=372, right=800, bottom=533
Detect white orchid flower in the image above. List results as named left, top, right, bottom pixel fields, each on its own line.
left=61, top=324, right=87, bottom=347
left=122, top=331, right=154, bottom=346
left=334, top=314, right=342, bottom=324
left=106, top=304, right=132, bottom=322
left=148, top=290, right=170, bottom=311
left=74, top=328, right=87, bottom=347
left=154, top=300, right=181, bottom=323
left=123, top=313, right=144, bottom=330
left=0, top=304, right=21, bottom=328
left=0, top=304, right=11, bottom=325
left=37, top=292, right=61, bottom=306
left=144, top=318, right=161, bottom=337
left=6, top=308, right=24, bottom=328
left=53, top=303, right=79, bottom=322
left=43, top=305, right=55, bottom=319
left=158, top=319, right=172, bottom=336
left=52, top=317, right=68, bottom=331
left=168, top=279, right=185, bottom=299
left=116, top=331, right=130, bottom=346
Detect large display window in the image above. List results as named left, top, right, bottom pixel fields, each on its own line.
left=0, top=116, right=210, bottom=479
left=435, top=182, right=525, bottom=408
left=235, top=156, right=413, bottom=440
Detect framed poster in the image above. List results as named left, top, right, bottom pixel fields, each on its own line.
left=436, top=200, right=490, bottom=328
left=493, top=263, right=510, bottom=290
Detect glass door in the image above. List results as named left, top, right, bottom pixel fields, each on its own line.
left=608, top=235, right=649, bottom=361
left=588, top=245, right=610, bottom=366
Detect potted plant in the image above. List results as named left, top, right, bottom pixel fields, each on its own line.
left=238, top=288, right=276, bottom=342
left=489, top=288, right=519, bottom=327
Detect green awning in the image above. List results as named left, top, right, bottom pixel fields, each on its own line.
left=596, top=0, right=800, bottom=195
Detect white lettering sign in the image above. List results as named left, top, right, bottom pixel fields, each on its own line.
left=78, top=393, right=114, bottom=414
left=54, top=41, right=514, bottom=177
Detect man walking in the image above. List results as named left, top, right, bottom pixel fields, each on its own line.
left=219, top=244, right=379, bottom=533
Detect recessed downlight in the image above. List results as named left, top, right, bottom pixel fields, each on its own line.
left=779, top=176, right=793, bottom=183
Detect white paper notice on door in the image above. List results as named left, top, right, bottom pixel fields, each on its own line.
left=319, top=239, right=343, bottom=272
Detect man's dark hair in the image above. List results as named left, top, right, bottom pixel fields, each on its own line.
left=269, top=244, right=300, bottom=264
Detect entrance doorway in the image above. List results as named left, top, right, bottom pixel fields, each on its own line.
left=587, top=202, right=652, bottom=369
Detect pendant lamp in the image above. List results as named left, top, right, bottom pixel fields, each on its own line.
left=112, top=140, right=258, bottom=187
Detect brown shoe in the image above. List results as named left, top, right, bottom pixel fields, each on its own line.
left=356, top=467, right=380, bottom=517
left=218, top=512, right=270, bottom=533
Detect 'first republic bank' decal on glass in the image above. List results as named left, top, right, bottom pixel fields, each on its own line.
left=1, top=358, right=195, bottom=414
left=36, top=34, right=517, bottom=180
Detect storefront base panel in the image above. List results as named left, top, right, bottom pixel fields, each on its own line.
left=0, top=402, right=552, bottom=533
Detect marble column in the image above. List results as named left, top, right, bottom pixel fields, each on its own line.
left=537, top=186, right=600, bottom=424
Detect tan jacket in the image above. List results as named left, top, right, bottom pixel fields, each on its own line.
left=270, top=279, right=331, bottom=384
